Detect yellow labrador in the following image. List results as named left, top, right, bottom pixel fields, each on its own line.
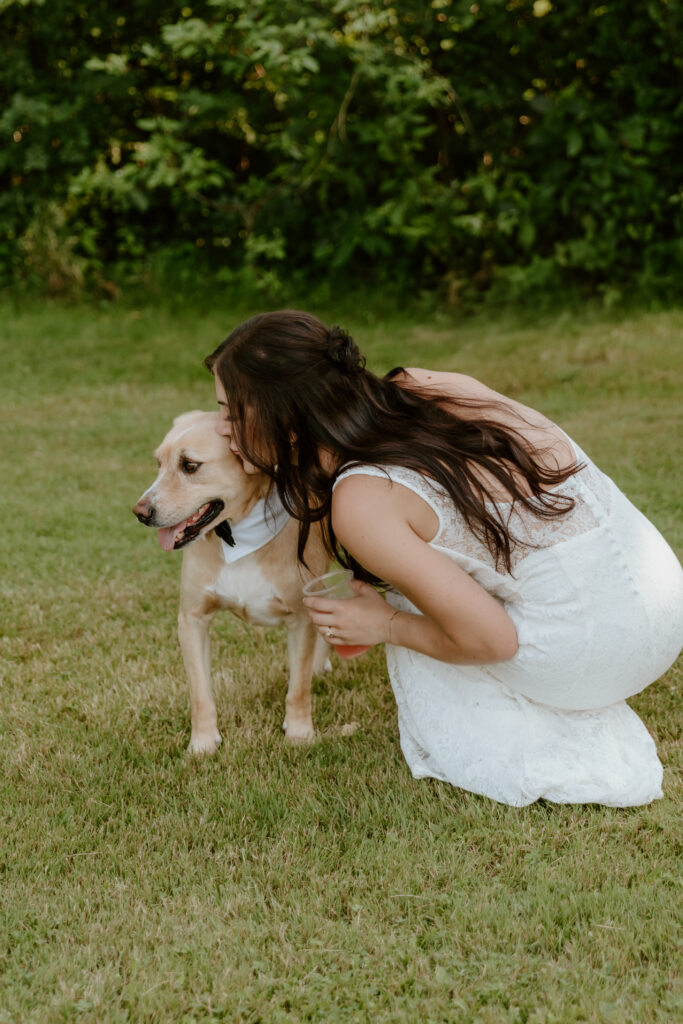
left=133, top=410, right=330, bottom=753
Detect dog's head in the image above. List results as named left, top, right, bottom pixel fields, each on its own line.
left=132, top=410, right=268, bottom=551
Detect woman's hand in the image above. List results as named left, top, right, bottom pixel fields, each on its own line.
left=302, top=580, right=395, bottom=648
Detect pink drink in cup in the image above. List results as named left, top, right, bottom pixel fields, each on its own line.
left=302, top=569, right=371, bottom=659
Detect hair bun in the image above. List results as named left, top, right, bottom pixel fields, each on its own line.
left=326, top=325, right=366, bottom=374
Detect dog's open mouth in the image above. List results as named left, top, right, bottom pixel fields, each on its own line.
left=157, top=500, right=225, bottom=551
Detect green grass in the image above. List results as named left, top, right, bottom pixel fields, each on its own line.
left=1, top=296, right=681, bottom=1023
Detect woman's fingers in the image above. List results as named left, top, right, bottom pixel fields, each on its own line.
left=302, top=585, right=382, bottom=643
left=302, top=596, right=336, bottom=614
left=308, top=610, right=336, bottom=626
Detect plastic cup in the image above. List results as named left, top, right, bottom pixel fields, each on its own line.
left=302, top=569, right=371, bottom=659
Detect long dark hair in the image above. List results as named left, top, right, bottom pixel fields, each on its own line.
left=205, top=310, right=582, bottom=582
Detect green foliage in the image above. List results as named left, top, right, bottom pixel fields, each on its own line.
left=2, top=0, right=682, bottom=299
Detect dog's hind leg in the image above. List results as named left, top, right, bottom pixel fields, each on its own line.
left=283, top=617, right=318, bottom=743
left=178, top=604, right=222, bottom=755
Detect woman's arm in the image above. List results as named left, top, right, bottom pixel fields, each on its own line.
left=312, top=473, right=519, bottom=665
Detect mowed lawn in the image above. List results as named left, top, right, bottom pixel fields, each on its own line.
left=1, top=297, right=681, bottom=1024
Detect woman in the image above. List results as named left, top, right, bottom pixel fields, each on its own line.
left=205, top=310, right=683, bottom=807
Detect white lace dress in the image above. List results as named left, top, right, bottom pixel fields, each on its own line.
left=334, top=436, right=683, bottom=807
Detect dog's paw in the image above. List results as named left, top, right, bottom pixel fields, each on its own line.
left=188, top=730, right=222, bottom=756
left=282, top=717, right=315, bottom=744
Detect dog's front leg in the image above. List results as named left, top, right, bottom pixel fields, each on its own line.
left=178, top=607, right=222, bottom=755
left=283, top=616, right=319, bottom=743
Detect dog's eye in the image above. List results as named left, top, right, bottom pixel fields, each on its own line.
left=181, top=459, right=201, bottom=475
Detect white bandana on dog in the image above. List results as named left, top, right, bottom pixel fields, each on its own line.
left=218, top=494, right=290, bottom=565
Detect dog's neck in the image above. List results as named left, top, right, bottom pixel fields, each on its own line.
left=216, top=475, right=271, bottom=547
left=214, top=489, right=289, bottom=565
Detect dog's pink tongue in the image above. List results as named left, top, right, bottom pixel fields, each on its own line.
left=158, top=525, right=181, bottom=551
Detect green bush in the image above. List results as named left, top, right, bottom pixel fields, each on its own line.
left=1, top=0, right=682, bottom=300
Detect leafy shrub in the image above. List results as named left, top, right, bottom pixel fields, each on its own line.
left=1, top=0, right=682, bottom=301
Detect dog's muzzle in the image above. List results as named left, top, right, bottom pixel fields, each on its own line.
left=132, top=498, right=227, bottom=551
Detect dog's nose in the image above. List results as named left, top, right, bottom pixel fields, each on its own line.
left=132, top=499, right=154, bottom=525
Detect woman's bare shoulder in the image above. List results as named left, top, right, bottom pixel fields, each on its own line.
left=332, top=470, right=440, bottom=545
left=399, top=367, right=575, bottom=472
left=403, top=366, right=553, bottom=422
left=402, top=367, right=526, bottom=412
left=402, top=367, right=492, bottom=396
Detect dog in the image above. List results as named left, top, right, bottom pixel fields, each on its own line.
left=132, top=410, right=331, bottom=754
